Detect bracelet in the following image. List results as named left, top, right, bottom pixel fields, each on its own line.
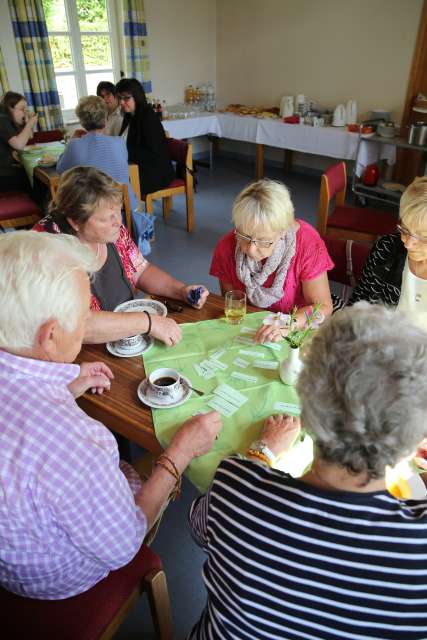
left=142, top=310, right=152, bottom=336
left=155, top=454, right=182, bottom=499
left=247, top=449, right=273, bottom=468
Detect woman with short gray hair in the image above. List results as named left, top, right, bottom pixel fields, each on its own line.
left=188, top=303, right=427, bottom=640
left=56, top=95, right=153, bottom=255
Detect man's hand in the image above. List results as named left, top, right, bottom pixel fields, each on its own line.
left=150, top=315, right=182, bottom=347
left=260, top=415, right=301, bottom=457
left=68, top=361, right=114, bottom=399
left=182, top=285, right=209, bottom=309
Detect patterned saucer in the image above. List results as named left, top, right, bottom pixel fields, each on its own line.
left=114, top=299, right=167, bottom=316
left=137, top=375, right=192, bottom=409
left=106, top=336, right=154, bottom=358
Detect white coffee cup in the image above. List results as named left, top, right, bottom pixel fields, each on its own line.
left=115, top=333, right=144, bottom=353
left=148, top=368, right=181, bottom=401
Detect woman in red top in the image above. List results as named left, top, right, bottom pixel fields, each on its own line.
left=210, top=179, right=334, bottom=343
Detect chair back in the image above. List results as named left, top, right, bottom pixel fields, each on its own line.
left=29, top=129, right=64, bottom=145
left=317, top=161, right=347, bottom=236
left=167, top=138, right=191, bottom=180
left=324, top=236, right=370, bottom=301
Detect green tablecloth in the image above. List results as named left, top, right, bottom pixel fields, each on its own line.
left=143, top=311, right=301, bottom=492
left=19, top=142, right=64, bottom=186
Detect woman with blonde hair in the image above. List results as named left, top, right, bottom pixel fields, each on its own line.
left=349, top=177, right=427, bottom=330
left=210, top=179, right=334, bottom=342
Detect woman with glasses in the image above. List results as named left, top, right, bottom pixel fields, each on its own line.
left=210, top=179, right=334, bottom=343
left=0, top=91, right=38, bottom=193
left=349, top=177, right=427, bottom=330
left=115, top=78, right=174, bottom=196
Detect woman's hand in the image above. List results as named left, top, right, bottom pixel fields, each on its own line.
left=150, top=315, right=182, bottom=347
left=68, top=361, right=114, bottom=399
left=71, top=128, right=87, bottom=139
left=170, top=411, right=222, bottom=461
left=254, top=322, right=289, bottom=344
left=261, top=414, right=301, bottom=457
left=182, top=285, right=209, bottom=309
left=26, top=113, right=38, bottom=130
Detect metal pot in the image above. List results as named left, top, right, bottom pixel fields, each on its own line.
left=408, top=122, right=427, bottom=146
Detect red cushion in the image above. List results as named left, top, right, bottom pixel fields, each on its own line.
left=0, top=191, right=41, bottom=221
left=167, top=138, right=188, bottom=164
left=28, top=130, right=64, bottom=145
left=328, top=205, right=397, bottom=236
left=324, top=162, right=346, bottom=198
left=1, top=543, right=162, bottom=640
left=141, top=178, right=185, bottom=200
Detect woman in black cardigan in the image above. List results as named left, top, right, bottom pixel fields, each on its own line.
left=115, top=78, right=174, bottom=196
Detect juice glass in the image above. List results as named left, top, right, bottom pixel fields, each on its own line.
left=224, top=290, right=246, bottom=325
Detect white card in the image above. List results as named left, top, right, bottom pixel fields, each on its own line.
left=231, top=371, right=258, bottom=383
left=235, top=336, right=253, bottom=345
left=193, top=363, right=205, bottom=377
left=208, top=358, right=228, bottom=371
left=239, top=349, right=265, bottom=358
left=264, top=342, right=282, bottom=352
left=208, top=396, right=238, bottom=417
left=214, top=383, right=247, bottom=407
left=233, top=357, right=249, bottom=368
left=240, top=327, right=256, bottom=334
left=210, top=349, right=225, bottom=360
left=254, top=360, right=278, bottom=369
left=273, top=401, right=301, bottom=415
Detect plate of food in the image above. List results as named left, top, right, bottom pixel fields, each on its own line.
left=38, top=154, right=57, bottom=168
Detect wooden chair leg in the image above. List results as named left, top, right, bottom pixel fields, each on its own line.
left=145, top=196, right=154, bottom=215
left=144, top=569, right=173, bottom=640
left=162, top=196, right=172, bottom=221
left=186, top=189, right=194, bottom=232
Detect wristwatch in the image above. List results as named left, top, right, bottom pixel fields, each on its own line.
left=248, top=440, right=276, bottom=465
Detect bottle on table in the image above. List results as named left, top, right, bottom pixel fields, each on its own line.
left=162, top=100, right=168, bottom=120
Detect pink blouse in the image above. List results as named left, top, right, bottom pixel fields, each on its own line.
left=210, top=220, right=334, bottom=313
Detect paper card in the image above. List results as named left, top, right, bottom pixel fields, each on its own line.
left=235, top=336, right=253, bottom=345
left=273, top=401, right=301, bottom=415
left=264, top=342, right=282, bottom=352
left=231, top=371, right=258, bottom=383
left=208, top=358, right=228, bottom=371
left=193, top=363, right=205, bottom=377
left=254, top=360, right=278, bottom=370
left=233, top=357, right=249, bottom=368
left=240, top=327, right=256, bottom=334
left=208, top=396, right=238, bottom=417
left=239, top=349, right=264, bottom=358
left=210, top=349, right=225, bottom=360
left=214, top=383, right=247, bottom=407
left=200, top=359, right=218, bottom=374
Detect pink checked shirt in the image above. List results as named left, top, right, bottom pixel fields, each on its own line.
left=0, top=350, right=146, bottom=599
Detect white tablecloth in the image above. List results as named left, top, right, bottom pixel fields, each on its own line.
left=163, top=113, right=395, bottom=172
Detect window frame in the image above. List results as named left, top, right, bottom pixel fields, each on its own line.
left=46, top=0, right=123, bottom=121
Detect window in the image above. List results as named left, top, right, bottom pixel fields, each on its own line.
left=42, top=0, right=122, bottom=117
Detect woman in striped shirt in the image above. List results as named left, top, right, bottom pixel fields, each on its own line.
left=188, top=303, right=427, bottom=640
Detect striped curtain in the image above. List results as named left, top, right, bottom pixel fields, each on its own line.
left=8, top=0, right=63, bottom=130
left=122, top=0, right=152, bottom=94
left=0, top=45, right=9, bottom=95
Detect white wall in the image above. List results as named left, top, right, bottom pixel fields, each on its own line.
left=0, top=2, right=23, bottom=94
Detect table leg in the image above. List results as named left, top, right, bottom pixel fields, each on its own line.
left=283, top=149, right=294, bottom=173
left=256, top=144, right=264, bottom=180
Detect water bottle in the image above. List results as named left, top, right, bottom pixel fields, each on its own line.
left=207, top=83, right=215, bottom=112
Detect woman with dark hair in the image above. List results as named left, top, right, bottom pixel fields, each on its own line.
left=0, top=91, right=38, bottom=192
left=115, top=78, right=174, bottom=195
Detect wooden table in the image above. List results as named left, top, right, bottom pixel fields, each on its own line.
left=75, top=294, right=230, bottom=454
left=34, top=163, right=142, bottom=201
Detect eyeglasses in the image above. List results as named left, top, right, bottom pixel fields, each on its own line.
left=118, top=95, right=132, bottom=103
left=396, top=224, right=427, bottom=244
left=235, top=230, right=277, bottom=249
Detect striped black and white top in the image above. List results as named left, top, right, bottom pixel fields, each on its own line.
left=188, top=456, right=427, bottom=640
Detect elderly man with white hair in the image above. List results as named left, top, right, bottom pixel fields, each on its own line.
left=0, top=231, right=221, bottom=600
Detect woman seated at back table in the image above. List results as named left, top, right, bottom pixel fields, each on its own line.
left=210, top=179, right=334, bottom=342
left=115, top=77, right=174, bottom=196
left=56, top=95, right=153, bottom=254
left=34, top=166, right=208, bottom=346
left=96, top=80, right=123, bottom=136
left=188, top=303, right=427, bottom=640
left=349, top=177, right=427, bottom=331
left=0, top=91, right=38, bottom=193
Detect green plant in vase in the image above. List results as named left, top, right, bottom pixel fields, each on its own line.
left=280, top=303, right=322, bottom=385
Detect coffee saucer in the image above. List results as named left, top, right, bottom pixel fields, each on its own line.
left=114, top=299, right=167, bottom=316
left=137, top=374, right=192, bottom=409
left=106, top=336, right=154, bottom=358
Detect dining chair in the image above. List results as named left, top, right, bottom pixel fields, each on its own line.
left=324, top=235, right=371, bottom=304
left=28, top=129, right=64, bottom=145
left=144, top=138, right=195, bottom=232
left=0, top=190, right=42, bottom=231
left=317, top=161, right=397, bottom=243
left=0, top=543, right=173, bottom=640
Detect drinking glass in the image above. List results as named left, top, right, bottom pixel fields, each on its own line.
left=224, top=290, right=246, bottom=325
